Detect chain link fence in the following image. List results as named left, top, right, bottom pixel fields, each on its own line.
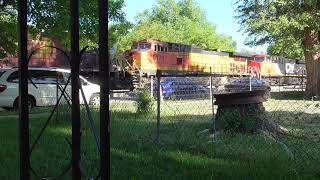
left=109, top=70, right=319, bottom=177
left=25, top=69, right=318, bottom=178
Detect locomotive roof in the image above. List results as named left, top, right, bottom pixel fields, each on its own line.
left=229, top=52, right=252, bottom=58
left=135, top=39, right=230, bottom=55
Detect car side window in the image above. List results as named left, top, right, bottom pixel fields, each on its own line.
left=7, top=71, right=19, bottom=83
left=57, top=72, right=68, bottom=85
left=0, top=70, right=6, bottom=77
left=29, top=70, right=57, bottom=84
left=7, top=70, right=58, bottom=84
left=60, top=72, right=86, bottom=86
left=62, top=72, right=71, bottom=85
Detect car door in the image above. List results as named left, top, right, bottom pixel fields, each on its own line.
left=59, top=72, right=72, bottom=105
left=61, top=72, right=92, bottom=104
left=29, top=70, right=58, bottom=106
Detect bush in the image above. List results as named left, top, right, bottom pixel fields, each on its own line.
left=136, top=87, right=155, bottom=115
left=221, top=110, right=256, bottom=134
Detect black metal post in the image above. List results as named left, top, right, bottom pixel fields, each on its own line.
left=56, top=75, right=59, bottom=121
left=279, top=76, right=281, bottom=92
left=99, top=0, right=110, bottom=179
left=18, top=0, right=30, bottom=179
left=156, top=70, right=161, bottom=144
left=70, top=0, right=81, bottom=179
left=210, top=67, right=215, bottom=127
left=150, top=76, right=154, bottom=97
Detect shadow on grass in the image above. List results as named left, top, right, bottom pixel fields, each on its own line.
left=270, top=91, right=305, bottom=100
left=110, top=110, right=320, bottom=179
left=0, top=107, right=319, bottom=179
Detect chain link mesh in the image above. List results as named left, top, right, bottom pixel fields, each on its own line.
left=109, top=71, right=319, bottom=177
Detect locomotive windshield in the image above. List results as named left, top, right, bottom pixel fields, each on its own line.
left=254, top=57, right=265, bottom=61
left=138, top=43, right=151, bottom=50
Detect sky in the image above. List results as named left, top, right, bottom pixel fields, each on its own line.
left=123, top=0, right=268, bottom=53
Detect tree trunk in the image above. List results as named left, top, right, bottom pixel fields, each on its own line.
left=303, top=28, right=320, bottom=98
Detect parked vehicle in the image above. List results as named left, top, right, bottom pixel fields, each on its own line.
left=0, top=68, right=100, bottom=110
left=158, top=77, right=209, bottom=100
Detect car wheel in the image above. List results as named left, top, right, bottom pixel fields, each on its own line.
left=14, top=97, right=35, bottom=111
left=89, top=93, right=100, bottom=106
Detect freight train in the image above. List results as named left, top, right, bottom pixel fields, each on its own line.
left=125, top=39, right=306, bottom=86
left=0, top=37, right=306, bottom=90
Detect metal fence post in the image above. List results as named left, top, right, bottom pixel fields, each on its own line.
left=279, top=76, right=281, bottom=92
left=18, top=0, right=30, bottom=179
left=56, top=75, right=59, bottom=121
left=210, top=67, right=215, bottom=124
left=70, top=0, right=81, bottom=179
left=150, top=76, right=153, bottom=97
left=99, top=0, right=110, bottom=179
left=156, top=70, right=161, bottom=144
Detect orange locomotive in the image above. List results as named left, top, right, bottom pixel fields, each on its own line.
left=126, top=39, right=284, bottom=77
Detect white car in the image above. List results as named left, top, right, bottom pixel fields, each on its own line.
left=0, top=68, right=100, bottom=110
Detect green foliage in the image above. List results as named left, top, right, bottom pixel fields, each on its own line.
left=221, top=110, right=256, bottom=134
left=235, top=0, right=320, bottom=96
left=136, top=88, right=155, bottom=115
left=117, top=0, right=237, bottom=56
left=267, top=41, right=304, bottom=59
left=27, top=0, right=129, bottom=48
left=0, top=0, right=129, bottom=55
left=235, top=0, right=320, bottom=57
left=108, top=21, right=133, bottom=50
left=0, top=4, right=17, bottom=57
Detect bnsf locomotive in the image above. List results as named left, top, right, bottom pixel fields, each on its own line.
left=125, top=39, right=306, bottom=83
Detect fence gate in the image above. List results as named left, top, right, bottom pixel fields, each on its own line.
left=18, top=0, right=110, bottom=179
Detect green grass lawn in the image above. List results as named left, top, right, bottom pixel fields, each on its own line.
left=0, top=98, right=319, bottom=179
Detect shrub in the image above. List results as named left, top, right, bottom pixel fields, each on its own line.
left=221, top=110, right=256, bottom=134
left=136, top=87, right=155, bottom=115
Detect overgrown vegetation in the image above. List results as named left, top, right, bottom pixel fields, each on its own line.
left=136, top=88, right=155, bottom=115
left=221, top=110, right=256, bottom=134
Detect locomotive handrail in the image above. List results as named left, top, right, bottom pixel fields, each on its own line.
left=124, top=58, right=141, bottom=74
left=249, top=66, right=261, bottom=79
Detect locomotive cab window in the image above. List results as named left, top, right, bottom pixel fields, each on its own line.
left=138, top=43, right=151, bottom=50
left=254, top=57, right=264, bottom=62
left=177, top=57, right=183, bottom=65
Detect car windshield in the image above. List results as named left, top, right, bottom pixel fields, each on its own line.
left=0, top=70, right=6, bottom=77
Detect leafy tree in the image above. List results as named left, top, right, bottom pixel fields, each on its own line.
left=0, top=0, right=128, bottom=58
left=235, top=0, right=320, bottom=97
left=28, top=0, right=129, bottom=48
left=117, top=0, right=237, bottom=56
left=267, top=42, right=304, bottom=59
left=0, top=0, right=17, bottom=58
